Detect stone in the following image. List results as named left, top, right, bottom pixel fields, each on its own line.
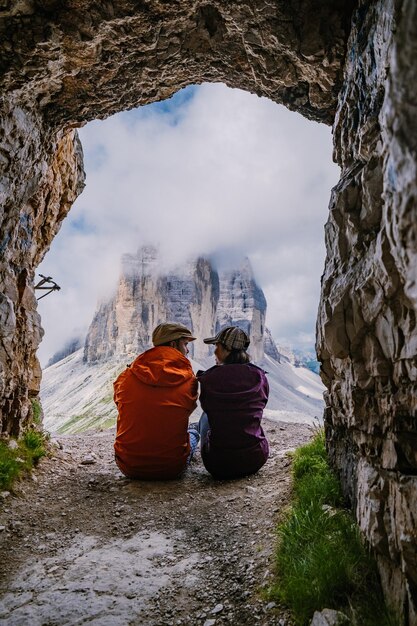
left=211, top=603, right=223, bottom=614
left=310, top=608, right=350, bottom=626
left=80, top=456, right=97, bottom=465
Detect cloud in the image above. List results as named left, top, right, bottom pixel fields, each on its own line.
left=37, top=83, right=339, bottom=366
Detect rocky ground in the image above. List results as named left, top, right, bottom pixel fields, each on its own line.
left=0, top=419, right=314, bottom=626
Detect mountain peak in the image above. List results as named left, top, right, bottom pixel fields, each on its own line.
left=83, top=247, right=277, bottom=365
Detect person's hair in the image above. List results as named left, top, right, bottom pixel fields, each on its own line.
left=222, top=344, right=251, bottom=364
left=160, top=338, right=182, bottom=349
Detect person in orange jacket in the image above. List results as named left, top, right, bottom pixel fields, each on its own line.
left=113, top=323, right=199, bottom=480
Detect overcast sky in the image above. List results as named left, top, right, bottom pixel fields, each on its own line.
left=37, top=83, right=339, bottom=367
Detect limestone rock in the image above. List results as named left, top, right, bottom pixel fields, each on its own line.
left=83, top=246, right=277, bottom=364
left=310, top=608, right=350, bottom=626
left=216, top=259, right=267, bottom=363
left=316, top=2, right=417, bottom=621
left=264, top=328, right=282, bottom=363
left=0, top=1, right=353, bottom=128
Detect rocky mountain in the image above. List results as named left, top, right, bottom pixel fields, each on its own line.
left=47, top=337, right=83, bottom=367
left=41, top=349, right=324, bottom=435
left=84, top=246, right=276, bottom=365
left=41, top=246, right=324, bottom=433
left=277, top=345, right=320, bottom=374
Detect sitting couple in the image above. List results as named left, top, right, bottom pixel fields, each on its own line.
left=113, top=322, right=269, bottom=481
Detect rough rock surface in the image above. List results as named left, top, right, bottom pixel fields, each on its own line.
left=0, top=0, right=416, bottom=621
left=310, top=609, right=350, bottom=626
left=0, top=125, right=84, bottom=435
left=316, top=2, right=417, bottom=621
left=0, top=419, right=312, bottom=626
left=0, top=0, right=353, bottom=129
left=84, top=246, right=276, bottom=364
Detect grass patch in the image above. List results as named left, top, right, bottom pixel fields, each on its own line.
left=30, top=398, right=42, bottom=424
left=270, top=430, right=396, bottom=626
left=100, top=394, right=114, bottom=405
left=0, top=429, right=47, bottom=491
left=57, top=414, right=86, bottom=434
left=22, top=430, right=48, bottom=463
left=99, top=417, right=117, bottom=430
left=57, top=410, right=117, bottom=434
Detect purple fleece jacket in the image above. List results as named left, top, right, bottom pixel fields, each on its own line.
left=197, top=363, right=269, bottom=479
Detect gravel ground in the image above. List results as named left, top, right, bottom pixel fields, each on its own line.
left=0, top=419, right=313, bottom=626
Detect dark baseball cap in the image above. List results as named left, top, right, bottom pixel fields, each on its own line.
left=203, top=326, right=250, bottom=351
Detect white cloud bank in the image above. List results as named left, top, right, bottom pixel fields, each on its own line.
left=37, top=83, right=339, bottom=366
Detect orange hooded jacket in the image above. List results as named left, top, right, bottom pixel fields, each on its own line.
left=113, top=346, right=198, bottom=480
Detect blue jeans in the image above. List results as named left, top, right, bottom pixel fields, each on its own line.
left=187, top=427, right=200, bottom=464
left=197, top=412, right=210, bottom=447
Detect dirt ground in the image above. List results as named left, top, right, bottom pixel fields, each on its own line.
left=0, top=419, right=313, bottom=626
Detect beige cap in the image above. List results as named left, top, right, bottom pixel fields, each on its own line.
left=152, top=322, right=196, bottom=346
left=203, top=326, right=250, bottom=351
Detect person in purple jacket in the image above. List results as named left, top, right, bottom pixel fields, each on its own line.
left=196, top=326, right=270, bottom=480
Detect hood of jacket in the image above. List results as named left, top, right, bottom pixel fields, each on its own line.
left=129, top=346, right=195, bottom=387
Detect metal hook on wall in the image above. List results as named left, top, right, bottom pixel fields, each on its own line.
left=34, top=274, right=61, bottom=300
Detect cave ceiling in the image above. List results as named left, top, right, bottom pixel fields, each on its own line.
left=0, top=0, right=356, bottom=130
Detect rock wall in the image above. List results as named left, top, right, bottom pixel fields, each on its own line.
left=0, top=107, right=85, bottom=434
left=84, top=247, right=273, bottom=364
left=0, top=0, right=353, bottom=128
left=316, top=1, right=417, bottom=621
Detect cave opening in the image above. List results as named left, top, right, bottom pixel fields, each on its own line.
left=37, top=82, right=339, bottom=435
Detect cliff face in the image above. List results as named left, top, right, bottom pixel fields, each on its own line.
left=0, top=125, right=85, bottom=435
left=215, top=259, right=267, bottom=363
left=315, top=2, right=417, bottom=620
left=84, top=247, right=274, bottom=364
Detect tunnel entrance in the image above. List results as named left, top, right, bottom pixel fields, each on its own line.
left=36, top=83, right=338, bottom=434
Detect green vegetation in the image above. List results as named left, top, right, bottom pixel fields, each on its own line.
left=100, top=394, right=114, bottom=405
left=22, top=430, right=48, bottom=463
left=270, top=429, right=396, bottom=626
left=0, top=429, right=47, bottom=491
left=31, top=398, right=42, bottom=424
left=57, top=411, right=116, bottom=434
left=57, top=413, right=86, bottom=434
